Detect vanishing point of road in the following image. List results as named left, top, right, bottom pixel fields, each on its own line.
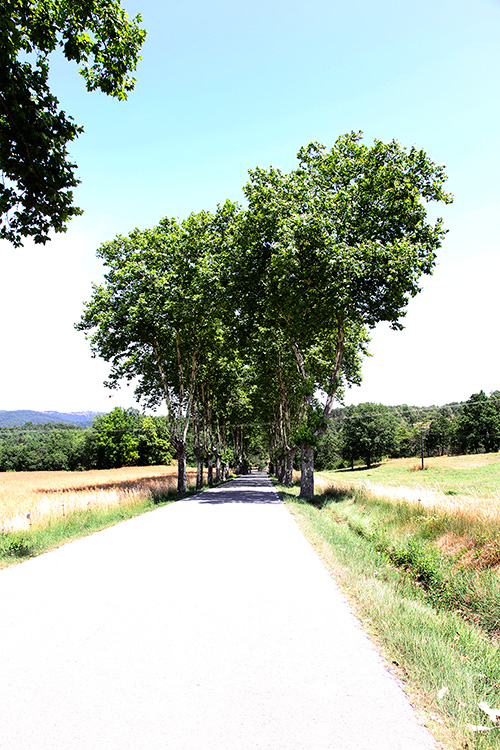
left=0, top=472, right=436, bottom=749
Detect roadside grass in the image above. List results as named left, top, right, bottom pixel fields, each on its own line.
left=317, top=453, right=500, bottom=523
left=275, top=477, right=500, bottom=749
left=0, top=464, right=200, bottom=568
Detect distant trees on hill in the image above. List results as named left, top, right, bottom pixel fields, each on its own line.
left=0, top=392, right=498, bottom=474
left=0, top=408, right=172, bottom=472
left=314, top=391, right=500, bottom=470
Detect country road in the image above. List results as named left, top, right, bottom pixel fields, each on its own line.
left=0, top=472, right=436, bottom=749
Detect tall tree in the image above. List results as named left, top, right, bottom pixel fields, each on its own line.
left=77, top=202, right=242, bottom=493
left=340, top=403, right=398, bottom=469
left=240, top=132, right=452, bottom=497
left=0, top=0, right=146, bottom=246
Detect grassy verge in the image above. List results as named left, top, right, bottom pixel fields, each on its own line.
left=275, top=479, right=500, bottom=750
left=318, top=453, right=500, bottom=497
left=0, top=482, right=200, bottom=569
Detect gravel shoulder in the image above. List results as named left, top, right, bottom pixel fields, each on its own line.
left=0, top=472, right=437, bottom=749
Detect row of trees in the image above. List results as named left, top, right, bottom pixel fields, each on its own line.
left=0, top=408, right=172, bottom=472
left=78, top=132, right=453, bottom=497
left=314, top=390, right=500, bottom=471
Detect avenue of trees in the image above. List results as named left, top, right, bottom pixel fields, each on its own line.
left=0, top=0, right=145, bottom=246
left=78, top=132, right=453, bottom=498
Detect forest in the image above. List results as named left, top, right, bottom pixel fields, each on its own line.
left=1, top=391, right=498, bottom=476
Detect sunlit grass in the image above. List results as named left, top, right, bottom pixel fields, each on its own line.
left=317, top=453, right=500, bottom=523
left=0, top=463, right=197, bottom=532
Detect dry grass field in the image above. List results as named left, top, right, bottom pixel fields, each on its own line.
left=316, top=453, right=500, bottom=524
left=0, top=464, right=196, bottom=532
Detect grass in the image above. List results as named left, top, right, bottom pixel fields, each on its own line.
left=0, top=463, right=198, bottom=568
left=0, top=463, right=197, bottom=532
left=275, top=459, right=500, bottom=749
left=316, top=453, right=500, bottom=524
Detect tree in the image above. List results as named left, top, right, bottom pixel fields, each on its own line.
left=454, top=391, right=500, bottom=454
left=83, top=408, right=172, bottom=469
left=340, top=403, right=398, bottom=469
left=240, top=132, right=452, bottom=497
left=0, top=0, right=146, bottom=246
left=77, top=202, right=242, bottom=493
left=426, top=411, right=453, bottom=456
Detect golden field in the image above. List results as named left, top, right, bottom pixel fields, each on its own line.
left=0, top=464, right=195, bottom=532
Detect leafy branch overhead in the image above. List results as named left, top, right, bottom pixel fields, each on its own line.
left=0, top=0, right=146, bottom=246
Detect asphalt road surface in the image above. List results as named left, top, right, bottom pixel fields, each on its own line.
left=0, top=472, right=436, bottom=749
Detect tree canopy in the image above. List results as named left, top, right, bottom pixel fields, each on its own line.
left=237, top=132, right=452, bottom=495
left=0, top=0, right=146, bottom=246
left=79, top=132, right=453, bottom=497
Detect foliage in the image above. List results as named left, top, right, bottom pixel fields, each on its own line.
left=77, top=203, right=243, bottom=491
left=0, top=0, right=146, bottom=246
left=0, top=410, right=172, bottom=471
left=0, top=421, right=85, bottom=471
left=453, top=391, right=500, bottom=454
left=238, top=131, right=452, bottom=496
left=339, top=403, right=398, bottom=468
left=84, top=408, right=172, bottom=469
left=314, top=417, right=342, bottom=470
left=77, top=132, right=453, bottom=496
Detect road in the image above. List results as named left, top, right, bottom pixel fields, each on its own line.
left=0, top=472, right=436, bottom=749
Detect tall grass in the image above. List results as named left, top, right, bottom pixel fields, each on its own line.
left=317, top=453, right=500, bottom=524
left=0, top=464, right=198, bottom=568
left=0, top=464, right=196, bottom=532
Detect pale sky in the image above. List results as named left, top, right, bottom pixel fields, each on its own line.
left=1, top=0, right=499, bottom=413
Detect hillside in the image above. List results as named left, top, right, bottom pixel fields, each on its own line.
left=0, top=410, right=101, bottom=428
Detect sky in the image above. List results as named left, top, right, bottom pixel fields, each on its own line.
left=1, top=0, right=499, bottom=413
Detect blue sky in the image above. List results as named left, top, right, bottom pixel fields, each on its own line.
left=1, top=0, right=499, bottom=412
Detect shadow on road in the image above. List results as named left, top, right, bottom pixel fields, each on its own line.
left=195, top=473, right=281, bottom=505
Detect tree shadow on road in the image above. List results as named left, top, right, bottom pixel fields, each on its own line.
left=194, top=474, right=282, bottom=505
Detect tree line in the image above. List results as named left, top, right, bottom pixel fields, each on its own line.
left=77, top=132, right=453, bottom=497
left=0, top=408, right=172, bottom=472
left=314, top=390, right=500, bottom=471
left=1, top=391, right=497, bottom=475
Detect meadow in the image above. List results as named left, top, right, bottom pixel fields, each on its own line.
left=0, top=463, right=196, bottom=533
left=316, top=453, right=500, bottom=524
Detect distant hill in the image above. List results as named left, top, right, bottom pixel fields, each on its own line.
left=0, top=410, right=102, bottom=428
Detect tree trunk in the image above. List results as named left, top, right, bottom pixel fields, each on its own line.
left=177, top=441, right=187, bottom=494
left=300, top=444, right=315, bottom=499
left=284, top=448, right=296, bottom=487
left=215, top=453, right=221, bottom=483
left=207, top=454, right=214, bottom=486
left=194, top=448, right=204, bottom=491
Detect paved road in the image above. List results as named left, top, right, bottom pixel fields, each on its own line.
left=0, top=473, right=436, bottom=749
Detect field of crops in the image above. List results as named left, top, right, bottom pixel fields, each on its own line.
left=0, top=464, right=195, bottom=532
